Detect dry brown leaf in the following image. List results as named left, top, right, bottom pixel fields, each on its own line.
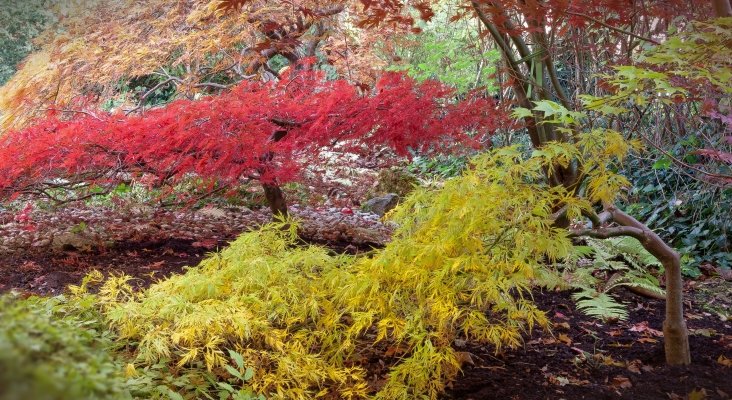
left=558, top=333, right=572, bottom=346
left=555, top=322, right=571, bottom=330
left=146, top=261, right=166, bottom=270
left=629, top=321, right=664, bottom=337
left=718, top=355, right=732, bottom=367
left=626, top=360, right=643, bottom=373
left=455, top=351, right=475, bottom=367
left=610, top=375, right=632, bottom=389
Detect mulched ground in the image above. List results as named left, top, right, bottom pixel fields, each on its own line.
left=0, top=203, right=390, bottom=294
left=446, top=286, right=732, bottom=400
left=0, top=205, right=729, bottom=399
left=0, top=238, right=213, bottom=294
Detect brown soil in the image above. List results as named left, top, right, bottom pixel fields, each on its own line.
left=0, top=239, right=215, bottom=295
left=446, top=287, right=732, bottom=400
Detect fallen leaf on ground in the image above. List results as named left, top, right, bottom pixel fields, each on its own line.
left=546, top=374, right=569, bottom=386
left=558, top=333, right=572, bottom=345
left=629, top=321, right=663, bottom=337
left=146, top=261, right=166, bottom=270
left=596, top=354, right=624, bottom=367
left=455, top=351, right=475, bottom=367
left=192, top=239, right=218, bottom=248
left=627, top=360, right=643, bottom=374
left=611, top=375, right=632, bottom=389
left=690, top=328, right=716, bottom=337
left=718, top=355, right=732, bottom=367
left=555, top=322, right=570, bottom=330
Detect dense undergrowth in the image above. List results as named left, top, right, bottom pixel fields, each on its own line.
left=0, top=294, right=132, bottom=400
left=622, top=152, right=732, bottom=276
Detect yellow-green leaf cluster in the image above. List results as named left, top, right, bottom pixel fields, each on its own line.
left=581, top=18, right=732, bottom=114
left=76, top=137, right=635, bottom=399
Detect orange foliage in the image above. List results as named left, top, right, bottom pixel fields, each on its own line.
left=0, top=0, right=402, bottom=129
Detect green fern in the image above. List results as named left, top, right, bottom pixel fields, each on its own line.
left=572, top=289, right=629, bottom=321
left=604, top=271, right=666, bottom=299
left=586, top=237, right=662, bottom=271
left=540, top=236, right=665, bottom=321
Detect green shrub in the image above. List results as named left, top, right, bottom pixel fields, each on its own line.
left=371, top=166, right=420, bottom=197
left=0, top=294, right=132, bottom=400
left=408, top=154, right=470, bottom=179
left=622, top=151, right=732, bottom=276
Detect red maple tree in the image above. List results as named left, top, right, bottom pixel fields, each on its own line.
left=0, top=70, right=501, bottom=215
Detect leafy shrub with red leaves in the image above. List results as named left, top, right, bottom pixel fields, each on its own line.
left=0, top=71, right=502, bottom=209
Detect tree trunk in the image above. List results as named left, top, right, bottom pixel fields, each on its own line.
left=259, top=128, right=291, bottom=219
left=263, top=183, right=288, bottom=219
left=609, top=207, right=691, bottom=365
left=473, top=0, right=692, bottom=366
left=713, top=0, right=732, bottom=17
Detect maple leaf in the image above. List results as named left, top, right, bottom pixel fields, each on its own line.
left=719, top=355, right=732, bottom=367
left=628, top=321, right=664, bottom=337
left=0, top=71, right=500, bottom=212
left=611, top=375, right=632, bottom=389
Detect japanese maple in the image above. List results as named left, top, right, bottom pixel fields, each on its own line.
left=0, top=70, right=499, bottom=215
left=0, top=0, right=400, bottom=129
left=352, top=0, right=727, bottom=366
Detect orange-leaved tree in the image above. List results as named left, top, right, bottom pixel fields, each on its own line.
left=0, top=0, right=398, bottom=129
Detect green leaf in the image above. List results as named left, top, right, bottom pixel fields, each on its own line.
left=228, top=349, right=245, bottom=370
left=652, top=157, right=671, bottom=170
left=512, top=107, right=533, bottom=119
left=224, top=365, right=244, bottom=381
left=166, top=388, right=185, bottom=400
left=218, top=382, right=236, bottom=393
left=243, top=367, right=255, bottom=381
left=532, top=100, right=563, bottom=117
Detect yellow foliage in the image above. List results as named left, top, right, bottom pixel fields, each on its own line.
left=73, top=135, right=634, bottom=399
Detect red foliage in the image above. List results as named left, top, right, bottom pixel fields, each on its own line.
left=0, top=71, right=500, bottom=202
left=358, top=0, right=709, bottom=30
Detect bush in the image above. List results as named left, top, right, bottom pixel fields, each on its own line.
left=0, top=294, right=132, bottom=400
left=622, top=152, right=732, bottom=276
left=83, top=144, right=598, bottom=399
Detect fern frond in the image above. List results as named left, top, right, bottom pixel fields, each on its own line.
left=572, top=291, right=629, bottom=321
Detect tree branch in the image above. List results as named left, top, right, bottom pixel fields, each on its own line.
left=562, top=10, right=660, bottom=45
